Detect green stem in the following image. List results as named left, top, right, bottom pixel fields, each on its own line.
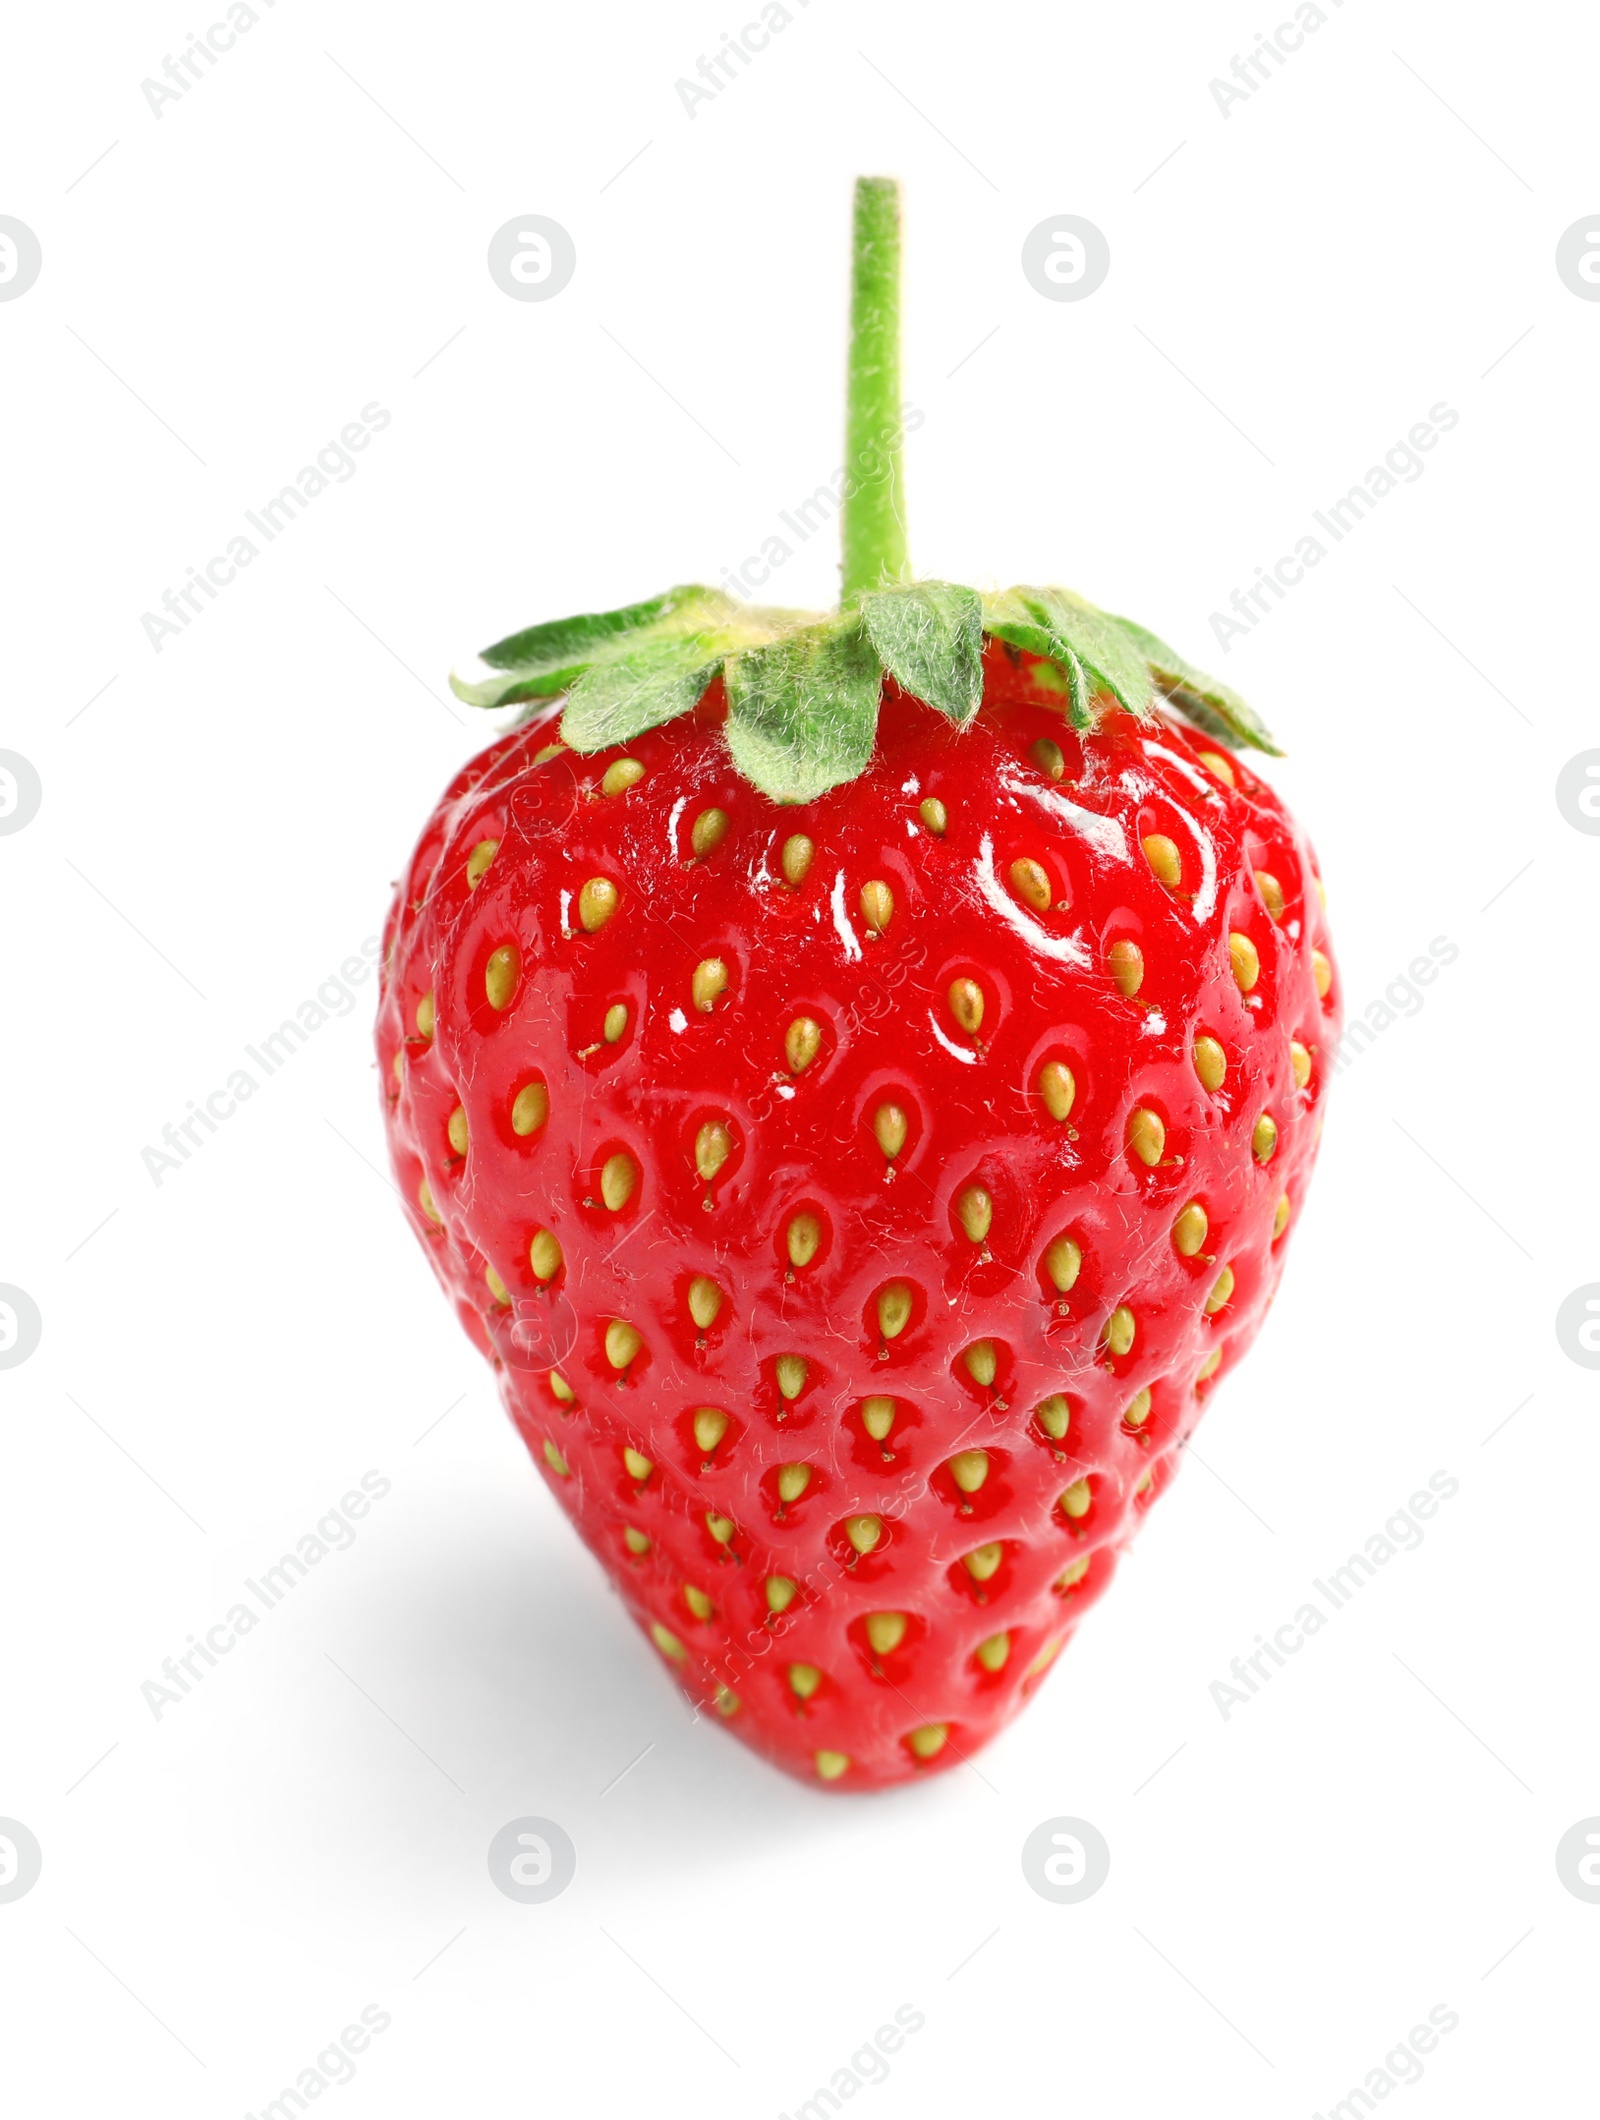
left=840, top=176, right=909, bottom=604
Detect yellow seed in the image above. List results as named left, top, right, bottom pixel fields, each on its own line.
left=549, top=1371, right=575, bottom=1405
left=578, top=876, right=619, bottom=932
left=1026, top=1639, right=1063, bottom=1679
left=1142, top=834, right=1182, bottom=887
left=949, top=1449, right=990, bottom=1494
left=466, top=838, right=499, bottom=888
left=1010, top=857, right=1052, bottom=912
left=687, top=1276, right=723, bottom=1329
left=683, top=1584, right=714, bottom=1621
left=1255, top=869, right=1285, bottom=921
left=605, top=1320, right=642, bottom=1370
left=529, top=1229, right=562, bottom=1282
left=975, top=1632, right=1011, bottom=1672
left=786, top=1211, right=822, bottom=1268
left=776, top=1463, right=812, bottom=1504
left=601, top=757, right=645, bottom=797
left=765, top=1575, right=797, bottom=1614
left=1030, top=737, right=1065, bottom=782
left=532, top=741, right=566, bottom=766
left=604, top=1002, right=628, bottom=1042
left=919, top=796, right=947, bottom=835
left=691, top=958, right=728, bottom=1013
left=1173, top=1201, right=1208, bottom=1257
left=1229, top=932, right=1260, bottom=994
left=622, top=1445, right=652, bottom=1480
left=861, top=1397, right=895, bottom=1441
left=650, top=1621, right=685, bottom=1661
left=485, top=944, right=520, bottom=1011
left=1290, top=1041, right=1312, bottom=1090
left=956, top=1185, right=992, bottom=1243
left=691, top=807, right=729, bottom=857
left=1127, top=1107, right=1165, bottom=1167
left=877, top=1282, right=914, bottom=1339
left=786, top=1016, right=822, bottom=1073
left=601, top=1151, right=638, bottom=1211
left=692, top=1408, right=728, bottom=1455
left=542, top=1439, right=569, bottom=1478
left=907, top=1724, right=948, bottom=1761
left=391, top=1049, right=404, bottom=1084
left=714, top=1685, right=739, bottom=1717
left=415, top=991, right=435, bottom=1040
left=1057, top=1556, right=1091, bottom=1591
left=1108, top=938, right=1144, bottom=998
left=1124, top=1387, right=1152, bottom=1428
left=788, top=1663, right=821, bottom=1700
left=948, top=977, right=985, bottom=1035
left=447, top=1106, right=468, bottom=1156
left=1105, top=1305, right=1136, bottom=1357
left=512, top=1081, right=548, bottom=1134
left=1036, top=1394, right=1069, bottom=1440
left=1312, top=948, right=1332, bottom=999
left=418, top=1177, right=441, bottom=1225
left=873, top=1102, right=909, bottom=1158
left=1273, top=1193, right=1291, bottom=1240
left=814, top=1750, right=850, bottom=1781
left=623, top=1526, right=650, bottom=1555
left=780, top=833, right=814, bottom=886
left=1039, top=1060, right=1076, bottom=1121
left=865, top=1612, right=907, bottom=1655
left=845, top=1515, right=882, bottom=1555
left=775, top=1354, right=808, bottom=1400
left=1192, top=1035, right=1226, bottom=1092
left=1197, top=1348, right=1222, bottom=1382
left=1198, top=749, right=1236, bottom=786
left=860, top=879, right=894, bottom=933
left=1252, top=1113, right=1278, bottom=1164
left=695, top=1120, right=734, bottom=1181
left=963, top=1542, right=1004, bottom=1582
left=1207, top=1265, right=1235, bottom=1314
left=963, top=1340, right=997, bottom=1388
left=486, top=1264, right=511, bottom=1307
left=1043, top=1235, right=1081, bottom=1293
left=705, top=1511, right=735, bottom=1545
left=1061, top=1478, right=1091, bottom=1519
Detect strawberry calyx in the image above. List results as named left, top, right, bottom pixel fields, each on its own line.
left=448, top=179, right=1278, bottom=801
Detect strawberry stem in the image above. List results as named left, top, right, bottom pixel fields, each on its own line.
left=840, top=176, right=909, bottom=605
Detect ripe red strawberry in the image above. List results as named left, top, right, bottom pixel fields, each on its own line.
left=376, top=180, right=1339, bottom=1788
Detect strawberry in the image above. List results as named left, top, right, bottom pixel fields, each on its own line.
left=376, top=179, right=1339, bottom=1788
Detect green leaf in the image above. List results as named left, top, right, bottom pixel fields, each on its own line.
left=980, top=590, right=1092, bottom=725
left=1019, top=587, right=1159, bottom=718
left=1108, top=614, right=1280, bottom=754
left=560, top=641, right=724, bottom=753
left=483, top=584, right=727, bottom=674
left=451, top=585, right=736, bottom=709
left=450, top=658, right=593, bottom=711
left=861, top=581, right=983, bottom=725
left=724, top=618, right=884, bottom=803
left=1046, top=589, right=1161, bottom=716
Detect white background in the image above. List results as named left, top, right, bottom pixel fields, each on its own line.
left=3, top=1, right=1597, bottom=2112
